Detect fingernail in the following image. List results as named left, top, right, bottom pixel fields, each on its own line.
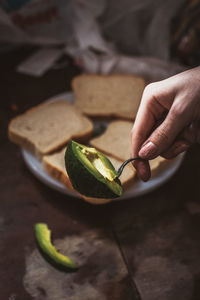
left=139, top=141, right=158, bottom=159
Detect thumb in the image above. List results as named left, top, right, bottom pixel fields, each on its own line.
left=138, top=109, right=188, bottom=159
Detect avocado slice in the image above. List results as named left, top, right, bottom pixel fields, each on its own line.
left=35, top=223, right=77, bottom=270
left=65, top=140, right=123, bottom=199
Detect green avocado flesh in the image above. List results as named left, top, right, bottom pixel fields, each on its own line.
left=65, top=140, right=123, bottom=199
left=35, top=223, right=77, bottom=270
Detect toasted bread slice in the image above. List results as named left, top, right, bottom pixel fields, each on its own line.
left=42, top=146, right=136, bottom=204
left=72, top=74, right=145, bottom=120
left=90, top=120, right=170, bottom=177
left=8, top=100, right=93, bottom=159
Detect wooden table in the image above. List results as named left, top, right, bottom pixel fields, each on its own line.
left=1, top=47, right=200, bottom=300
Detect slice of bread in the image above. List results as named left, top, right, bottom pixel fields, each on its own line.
left=42, top=146, right=136, bottom=204
left=72, top=74, right=145, bottom=120
left=90, top=120, right=133, bottom=162
left=8, top=100, right=93, bottom=159
left=90, top=120, right=170, bottom=177
left=149, top=156, right=174, bottom=177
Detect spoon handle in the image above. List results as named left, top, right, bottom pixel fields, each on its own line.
left=116, top=157, right=140, bottom=178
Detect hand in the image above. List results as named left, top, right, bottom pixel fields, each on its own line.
left=131, top=66, right=200, bottom=181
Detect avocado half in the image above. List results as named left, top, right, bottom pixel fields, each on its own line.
left=65, top=140, right=123, bottom=199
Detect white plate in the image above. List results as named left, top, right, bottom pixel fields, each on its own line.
left=21, top=92, right=185, bottom=201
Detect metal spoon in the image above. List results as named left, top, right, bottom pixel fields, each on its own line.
left=116, top=157, right=140, bottom=178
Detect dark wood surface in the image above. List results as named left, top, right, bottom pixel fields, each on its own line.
left=1, top=47, right=200, bottom=300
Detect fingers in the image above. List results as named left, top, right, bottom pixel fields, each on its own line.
left=131, top=82, right=171, bottom=181
left=161, top=120, right=200, bottom=158
left=131, top=83, right=168, bottom=158
left=133, top=159, right=151, bottom=182
left=182, top=120, right=200, bottom=144
left=138, top=102, right=190, bottom=160
left=161, top=140, right=190, bottom=159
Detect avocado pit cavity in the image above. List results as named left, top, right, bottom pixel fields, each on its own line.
left=79, top=147, right=114, bottom=181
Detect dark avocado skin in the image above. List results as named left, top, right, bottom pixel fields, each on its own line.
left=65, top=141, right=121, bottom=199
